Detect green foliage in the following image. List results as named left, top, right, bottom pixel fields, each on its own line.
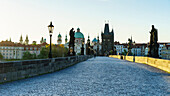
left=122, top=49, right=128, bottom=56
left=52, top=45, right=68, bottom=57
left=5, top=59, right=21, bottom=61
left=77, top=52, right=81, bottom=55
left=37, top=47, right=48, bottom=59
left=0, top=53, right=3, bottom=59
left=32, top=41, right=37, bottom=45
left=22, top=51, right=36, bottom=60
left=37, top=45, right=69, bottom=59
left=109, top=50, right=113, bottom=55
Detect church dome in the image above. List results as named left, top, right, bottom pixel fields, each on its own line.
left=92, top=38, right=98, bottom=42
left=74, top=28, right=84, bottom=38
left=75, top=32, right=84, bottom=38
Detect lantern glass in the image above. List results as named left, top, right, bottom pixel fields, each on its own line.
left=48, top=22, right=54, bottom=35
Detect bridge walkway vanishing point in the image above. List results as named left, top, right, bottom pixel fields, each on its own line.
left=0, top=57, right=169, bottom=96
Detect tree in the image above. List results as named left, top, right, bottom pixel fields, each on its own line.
left=32, top=41, right=37, bottom=45
left=22, top=51, right=36, bottom=60
left=37, top=45, right=69, bottom=59
left=52, top=45, right=68, bottom=57
left=0, top=53, right=3, bottom=60
left=37, top=47, right=48, bottom=59
left=122, top=49, right=128, bottom=56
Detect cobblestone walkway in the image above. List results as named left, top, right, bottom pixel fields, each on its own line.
left=0, top=57, right=169, bottom=96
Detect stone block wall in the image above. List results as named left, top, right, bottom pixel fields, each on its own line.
left=0, top=55, right=93, bottom=83
left=109, top=55, right=170, bottom=73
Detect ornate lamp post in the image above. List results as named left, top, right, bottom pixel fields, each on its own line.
left=48, top=22, right=54, bottom=58
left=81, top=40, right=84, bottom=55
left=86, top=36, right=91, bottom=55
left=120, top=46, right=122, bottom=55
left=133, top=41, right=135, bottom=62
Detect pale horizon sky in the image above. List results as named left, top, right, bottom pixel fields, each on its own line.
left=0, top=0, right=170, bottom=44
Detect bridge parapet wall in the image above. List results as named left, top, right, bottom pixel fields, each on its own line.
left=109, top=55, right=170, bottom=73
left=0, top=55, right=93, bottom=83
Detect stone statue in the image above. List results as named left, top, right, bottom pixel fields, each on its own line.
left=147, top=25, right=159, bottom=58
left=68, top=28, right=75, bottom=56
left=127, top=38, right=133, bottom=56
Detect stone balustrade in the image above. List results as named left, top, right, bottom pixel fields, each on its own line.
left=109, top=55, right=170, bottom=73
left=0, top=55, right=93, bottom=83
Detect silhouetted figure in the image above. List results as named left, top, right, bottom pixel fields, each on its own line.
left=127, top=38, right=133, bottom=56
left=86, top=35, right=91, bottom=55
left=68, top=28, right=75, bottom=56
left=148, top=25, right=159, bottom=58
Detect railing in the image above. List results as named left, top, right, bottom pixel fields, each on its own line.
left=0, top=55, right=93, bottom=84
left=109, top=55, right=170, bottom=73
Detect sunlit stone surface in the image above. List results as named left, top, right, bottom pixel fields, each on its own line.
left=0, top=57, right=169, bottom=95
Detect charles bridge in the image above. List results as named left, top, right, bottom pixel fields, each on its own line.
left=0, top=56, right=169, bottom=95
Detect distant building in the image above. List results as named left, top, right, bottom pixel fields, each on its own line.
left=92, top=37, right=102, bottom=55
left=74, top=28, right=86, bottom=55
left=101, top=23, right=114, bottom=55
left=161, top=44, right=170, bottom=60
left=0, top=40, right=47, bottom=59
left=114, top=41, right=147, bottom=56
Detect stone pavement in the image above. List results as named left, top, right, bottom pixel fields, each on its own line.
left=0, top=57, right=169, bottom=96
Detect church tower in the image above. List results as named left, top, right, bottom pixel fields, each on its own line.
left=57, top=33, right=62, bottom=44
left=101, top=22, right=114, bottom=55
left=19, top=35, right=23, bottom=44
left=25, top=35, right=29, bottom=45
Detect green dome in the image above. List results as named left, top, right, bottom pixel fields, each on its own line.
left=74, top=32, right=84, bottom=38
left=58, top=33, right=61, bottom=37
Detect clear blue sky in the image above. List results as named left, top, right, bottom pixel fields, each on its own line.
left=0, top=0, right=170, bottom=44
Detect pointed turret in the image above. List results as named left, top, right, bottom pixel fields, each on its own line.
left=9, top=38, right=11, bottom=42
left=97, top=35, right=99, bottom=43
left=87, top=35, right=90, bottom=43
left=20, top=35, right=23, bottom=44
left=25, top=35, right=29, bottom=45
left=57, top=33, right=62, bottom=44
left=40, top=37, right=44, bottom=44
left=65, top=35, right=68, bottom=43
left=111, top=28, right=114, bottom=33
left=104, top=23, right=110, bottom=34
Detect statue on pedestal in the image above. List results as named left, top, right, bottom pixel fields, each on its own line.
left=68, top=28, right=75, bottom=56
left=127, top=38, right=133, bottom=56
left=147, top=25, right=159, bottom=58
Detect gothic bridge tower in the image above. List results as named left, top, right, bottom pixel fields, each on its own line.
left=101, top=23, right=114, bottom=55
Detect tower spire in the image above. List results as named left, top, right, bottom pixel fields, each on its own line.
left=9, top=37, right=11, bottom=42
left=65, top=34, right=68, bottom=43
left=25, top=35, right=29, bottom=45
left=20, top=35, right=23, bottom=44
left=40, top=37, right=44, bottom=44
left=104, top=23, right=110, bottom=33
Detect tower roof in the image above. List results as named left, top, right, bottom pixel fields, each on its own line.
left=58, top=33, right=61, bottom=37
left=104, top=23, right=110, bottom=34
left=75, top=32, right=84, bottom=38
left=75, top=28, right=84, bottom=38
left=92, top=38, right=98, bottom=42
